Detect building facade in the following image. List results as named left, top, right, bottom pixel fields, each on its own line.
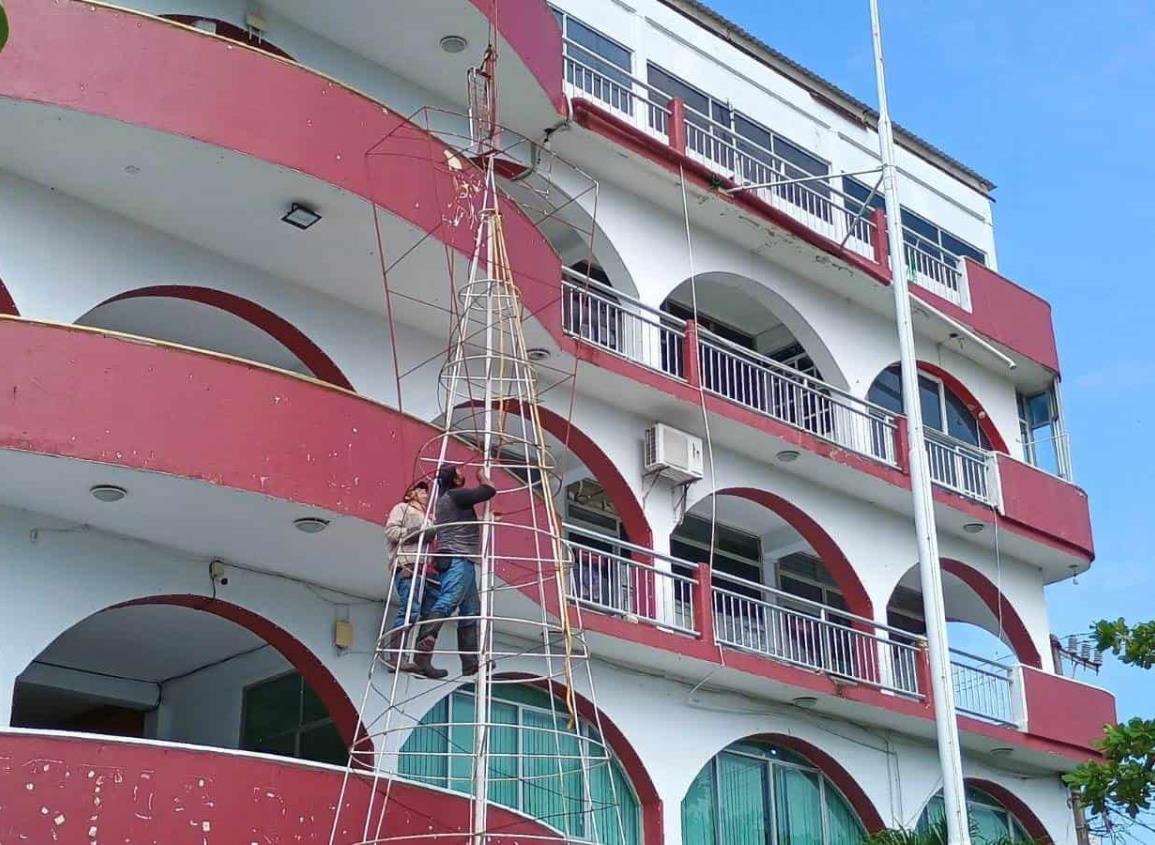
left=0, top=0, right=1114, bottom=843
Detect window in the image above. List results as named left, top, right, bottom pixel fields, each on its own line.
left=663, top=300, right=757, bottom=351
left=241, top=671, right=345, bottom=765
left=843, top=178, right=986, bottom=266
left=867, top=365, right=990, bottom=449
left=682, top=741, right=865, bottom=845
left=1018, top=387, right=1070, bottom=479
left=919, top=787, right=1030, bottom=844
left=399, top=685, right=641, bottom=844
left=554, top=9, right=634, bottom=115
left=647, top=63, right=829, bottom=215
left=672, top=513, right=762, bottom=587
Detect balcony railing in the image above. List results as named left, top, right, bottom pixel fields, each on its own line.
left=560, top=526, right=1022, bottom=725
left=949, top=648, right=1016, bottom=726
left=563, top=51, right=976, bottom=307
left=710, top=569, right=923, bottom=696
left=697, top=333, right=900, bottom=466
left=925, top=429, right=997, bottom=505
left=562, top=524, right=698, bottom=635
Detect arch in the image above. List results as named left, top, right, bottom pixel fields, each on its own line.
left=870, top=360, right=1009, bottom=453
left=0, top=274, right=16, bottom=316
left=403, top=672, right=662, bottom=844
left=682, top=733, right=884, bottom=843
left=706, top=487, right=872, bottom=619
left=661, top=271, right=848, bottom=391
left=940, top=560, right=1042, bottom=669
left=94, top=286, right=353, bottom=390
left=454, top=399, right=652, bottom=548
left=966, top=779, right=1052, bottom=844
left=109, top=595, right=369, bottom=756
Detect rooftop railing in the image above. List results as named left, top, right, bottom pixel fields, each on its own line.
left=563, top=50, right=975, bottom=308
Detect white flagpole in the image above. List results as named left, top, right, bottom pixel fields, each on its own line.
left=868, top=3, right=972, bottom=843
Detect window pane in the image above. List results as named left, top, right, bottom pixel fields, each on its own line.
left=681, top=764, right=718, bottom=845
left=734, top=114, right=772, bottom=152
left=590, top=758, right=641, bottom=845
left=567, top=18, right=631, bottom=72
left=774, top=764, right=823, bottom=845
left=944, top=390, right=981, bottom=446
left=918, top=375, right=945, bottom=431
left=488, top=700, right=520, bottom=809
left=970, top=803, right=1010, bottom=844
left=772, top=136, right=828, bottom=177
left=300, top=678, right=329, bottom=725
left=719, top=752, right=768, bottom=845
left=827, top=785, right=866, bottom=845
left=647, top=64, right=710, bottom=115
left=868, top=365, right=904, bottom=414
left=250, top=731, right=296, bottom=757
left=400, top=697, right=450, bottom=786
left=523, top=708, right=568, bottom=830
left=242, top=673, right=301, bottom=750
left=449, top=693, right=476, bottom=793
left=901, top=209, right=939, bottom=243
left=299, top=721, right=347, bottom=766
left=941, top=231, right=985, bottom=264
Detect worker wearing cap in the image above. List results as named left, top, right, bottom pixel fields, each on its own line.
left=407, top=463, right=495, bottom=679
left=382, top=480, right=439, bottom=672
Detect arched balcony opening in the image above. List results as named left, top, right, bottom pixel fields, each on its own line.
left=868, top=361, right=1006, bottom=504
left=681, top=735, right=883, bottom=845
left=10, top=597, right=363, bottom=765
left=887, top=560, right=1041, bottom=726
left=398, top=680, right=650, bottom=845
left=917, top=781, right=1050, bottom=844
left=77, top=285, right=353, bottom=390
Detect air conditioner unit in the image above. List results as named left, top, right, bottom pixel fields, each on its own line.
left=643, top=423, right=703, bottom=484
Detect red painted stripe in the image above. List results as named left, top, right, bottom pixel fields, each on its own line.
left=467, top=0, right=565, bottom=114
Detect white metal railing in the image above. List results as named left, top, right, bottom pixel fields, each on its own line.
left=949, top=648, right=1015, bottom=725
left=697, top=333, right=899, bottom=466
left=561, top=269, right=686, bottom=379
left=902, top=228, right=967, bottom=306
left=562, top=524, right=699, bottom=635
left=925, top=429, right=996, bottom=504
left=562, top=46, right=671, bottom=142
left=711, top=570, right=924, bottom=697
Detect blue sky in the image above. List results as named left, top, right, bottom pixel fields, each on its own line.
left=702, top=0, right=1155, bottom=721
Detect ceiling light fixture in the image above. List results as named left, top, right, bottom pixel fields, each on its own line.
left=440, top=35, right=468, bottom=54
left=989, top=747, right=1013, bottom=757
left=963, top=522, right=985, bottom=534
left=792, top=696, right=819, bottom=709
left=90, top=484, right=128, bottom=503
left=282, top=202, right=322, bottom=230
left=526, top=348, right=551, bottom=362
left=776, top=449, right=800, bottom=463
left=293, top=516, right=330, bottom=534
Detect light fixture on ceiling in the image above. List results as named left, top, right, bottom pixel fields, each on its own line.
left=526, top=348, right=551, bottom=362
left=963, top=522, right=985, bottom=534
left=989, top=746, right=1013, bottom=758
left=440, top=34, right=468, bottom=54
left=90, top=484, right=128, bottom=503
left=792, top=695, right=819, bottom=709
left=282, top=202, right=322, bottom=230
left=293, top=516, right=330, bottom=534
left=124, top=165, right=141, bottom=175
left=776, top=449, right=800, bottom=463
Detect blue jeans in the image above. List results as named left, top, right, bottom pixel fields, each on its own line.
left=429, top=557, right=480, bottom=629
left=390, top=572, right=439, bottom=632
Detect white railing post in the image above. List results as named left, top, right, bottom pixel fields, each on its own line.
left=1009, top=664, right=1029, bottom=731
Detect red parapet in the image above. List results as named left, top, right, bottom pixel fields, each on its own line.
left=682, top=318, right=702, bottom=388
left=870, top=207, right=889, bottom=272
left=996, top=454, right=1094, bottom=561
left=0, top=731, right=559, bottom=843
left=693, top=563, right=716, bottom=645
left=669, top=97, right=688, bottom=155
left=1021, top=667, right=1115, bottom=753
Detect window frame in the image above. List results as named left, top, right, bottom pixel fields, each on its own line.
left=239, top=670, right=343, bottom=764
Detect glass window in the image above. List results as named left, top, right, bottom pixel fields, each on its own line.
left=1018, top=388, right=1069, bottom=478
left=919, top=786, right=1031, bottom=844
left=868, top=365, right=989, bottom=448
left=682, top=742, right=865, bottom=845
left=241, top=671, right=345, bottom=765
left=400, top=685, right=642, bottom=845
left=555, top=9, right=634, bottom=114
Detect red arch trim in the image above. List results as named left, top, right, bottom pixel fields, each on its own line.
left=496, top=672, right=663, bottom=845
left=917, top=361, right=1010, bottom=454
left=0, top=276, right=17, bottom=316
left=111, top=595, right=370, bottom=757
left=714, top=487, right=873, bottom=619
left=728, top=734, right=886, bottom=833
left=941, top=559, right=1043, bottom=669
left=97, top=286, right=354, bottom=391
left=966, top=778, right=1053, bottom=845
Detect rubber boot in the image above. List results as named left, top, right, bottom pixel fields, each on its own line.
left=402, top=616, right=448, bottom=679
left=457, top=624, right=480, bottom=676
left=382, top=629, right=405, bottom=673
